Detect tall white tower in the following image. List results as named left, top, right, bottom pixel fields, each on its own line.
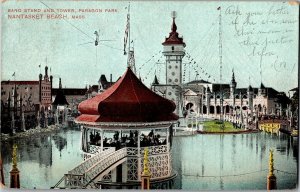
left=162, top=11, right=186, bottom=114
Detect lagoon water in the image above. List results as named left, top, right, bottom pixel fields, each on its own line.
left=1, top=128, right=298, bottom=190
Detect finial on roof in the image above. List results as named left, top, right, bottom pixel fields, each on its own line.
left=260, top=82, right=265, bottom=89
left=152, top=75, right=159, bottom=85
left=59, top=78, right=62, bottom=89
left=171, top=11, right=177, bottom=32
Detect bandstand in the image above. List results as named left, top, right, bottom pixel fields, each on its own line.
left=73, top=67, right=178, bottom=188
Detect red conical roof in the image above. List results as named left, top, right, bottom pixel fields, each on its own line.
left=76, top=68, right=178, bottom=124
left=162, top=18, right=185, bottom=46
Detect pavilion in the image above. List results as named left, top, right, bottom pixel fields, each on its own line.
left=75, top=67, right=178, bottom=185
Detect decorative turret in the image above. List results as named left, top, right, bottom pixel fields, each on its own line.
left=44, top=66, right=49, bottom=80
left=59, top=78, right=62, bottom=89
left=230, top=69, right=237, bottom=99
left=258, top=82, right=266, bottom=97
left=152, top=75, right=159, bottom=85
left=53, top=78, right=69, bottom=106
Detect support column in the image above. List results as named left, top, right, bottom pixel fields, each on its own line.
left=167, top=126, right=171, bottom=177
left=37, top=111, right=40, bottom=128
left=0, top=155, right=4, bottom=186
left=45, top=111, right=48, bottom=128
left=101, top=129, right=104, bottom=152
left=11, top=112, right=15, bottom=134
left=137, top=130, right=141, bottom=181
left=80, top=125, right=84, bottom=151
left=21, top=110, right=26, bottom=131
left=122, top=162, right=128, bottom=183
left=111, top=168, right=117, bottom=183
left=55, top=108, right=59, bottom=125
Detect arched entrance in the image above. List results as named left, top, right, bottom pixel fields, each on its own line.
left=225, top=105, right=230, bottom=113
left=203, top=105, right=207, bottom=114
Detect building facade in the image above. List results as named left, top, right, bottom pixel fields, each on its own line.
left=1, top=66, right=53, bottom=133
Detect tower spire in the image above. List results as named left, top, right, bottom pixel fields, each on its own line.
left=171, top=11, right=177, bottom=32
left=59, top=78, right=62, bottom=89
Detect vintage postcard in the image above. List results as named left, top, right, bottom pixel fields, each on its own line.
left=0, top=0, right=298, bottom=190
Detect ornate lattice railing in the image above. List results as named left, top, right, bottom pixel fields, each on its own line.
left=141, top=154, right=170, bottom=180
left=69, top=147, right=115, bottom=175
left=54, top=145, right=171, bottom=188
left=88, top=145, right=102, bottom=154
left=84, top=148, right=127, bottom=186
left=127, top=147, right=138, bottom=156
left=141, top=145, right=168, bottom=156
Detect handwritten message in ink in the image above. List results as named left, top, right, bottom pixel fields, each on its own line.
left=225, top=4, right=297, bottom=73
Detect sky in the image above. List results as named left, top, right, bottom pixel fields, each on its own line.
left=1, top=1, right=299, bottom=93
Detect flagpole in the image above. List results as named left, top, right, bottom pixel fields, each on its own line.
left=127, top=2, right=130, bottom=68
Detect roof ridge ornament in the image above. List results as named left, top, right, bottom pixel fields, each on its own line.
left=171, top=11, right=177, bottom=32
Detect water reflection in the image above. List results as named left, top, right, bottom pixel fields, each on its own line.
left=172, top=132, right=298, bottom=190
left=0, top=129, right=298, bottom=190
left=1, top=129, right=82, bottom=189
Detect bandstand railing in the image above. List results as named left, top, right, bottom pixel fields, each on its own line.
left=84, top=148, right=128, bottom=187
left=69, top=147, right=115, bottom=175
left=52, top=145, right=171, bottom=188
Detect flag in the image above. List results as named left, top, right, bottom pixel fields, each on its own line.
left=123, top=13, right=129, bottom=55
left=12, top=72, right=15, bottom=77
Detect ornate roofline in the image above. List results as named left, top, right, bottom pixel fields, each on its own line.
left=74, top=119, right=177, bottom=130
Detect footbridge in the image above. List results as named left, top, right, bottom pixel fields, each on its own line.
left=51, top=147, right=127, bottom=189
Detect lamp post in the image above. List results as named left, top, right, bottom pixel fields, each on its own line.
left=10, top=144, right=20, bottom=188
left=141, top=147, right=151, bottom=190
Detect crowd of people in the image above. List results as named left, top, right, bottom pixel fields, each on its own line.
left=89, top=130, right=167, bottom=149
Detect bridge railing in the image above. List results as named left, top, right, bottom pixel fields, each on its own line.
left=69, top=147, right=115, bottom=175
left=84, top=147, right=128, bottom=187
left=54, top=145, right=170, bottom=188
left=64, top=174, right=85, bottom=188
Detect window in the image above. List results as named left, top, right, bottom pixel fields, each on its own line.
left=175, top=79, right=178, bottom=82
left=172, top=72, right=175, bottom=76
left=168, top=92, right=172, bottom=95
left=168, top=79, right=172, bottom=83
left=171, top=46, right=174, bottom=52
left=168, top=65, right=172, bottom=69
